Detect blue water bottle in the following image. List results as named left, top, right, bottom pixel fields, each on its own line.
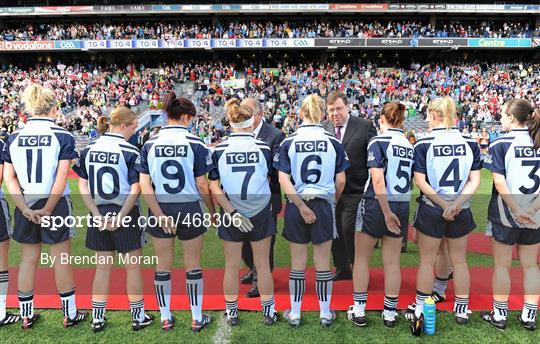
left=423, top=297, right=436, bottom=335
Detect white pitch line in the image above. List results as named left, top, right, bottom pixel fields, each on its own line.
left=212, top=314, right=232, bottom=344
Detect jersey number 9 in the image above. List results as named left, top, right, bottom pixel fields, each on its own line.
left=161, top=160, right=186, bottom=194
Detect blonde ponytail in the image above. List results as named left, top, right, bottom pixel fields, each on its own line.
left=428, top=96, right=456, bottom=128
left=21, top=84, right=56, bottom=117
left=300, top=94, right=324, bottom=123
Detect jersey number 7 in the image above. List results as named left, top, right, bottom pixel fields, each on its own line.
left=232, top=166, right=255, bottom=200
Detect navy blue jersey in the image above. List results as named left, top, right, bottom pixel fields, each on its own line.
left=364, top=128, right=414, bottom=202
left=1, top=117, right=78, bottom=204
left=273, top=124, right=350, bottom=202
left=484, top=128, right=540, bottom=227
left=413, top=127, right=482, bottom=208
left=73, top=133, right=140, bottom=206
left=208, top=133, right=272, bottom=218
left=135, top=125, right=213, bottom=203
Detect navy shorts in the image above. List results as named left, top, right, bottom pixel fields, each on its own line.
left=282, top=198, right=336, bottom=245
left=413, top=202, right=476, bottom=239
left=0, top=199, right=12, bottom=242
left=486, top=220, right=540, bottom=246
left=86, top=204, right=145, bottom=253
left=12, top=196, right=75, bottom=245
left=355, top=198, right=409, bottom=239
left=218, top=203, right=276, bottom=242
left=146, top=201, right=207, bottom=241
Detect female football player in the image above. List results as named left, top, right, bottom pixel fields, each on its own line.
left=274, top=94, right=349, bottom=328
left=348, top=102, right=413, bottom=328
left=482, top=99, right=539, bottom=332
left=2, top=84, right=87, bottom=329
left=405, top=96, right=482, bottom=334
left=73, top=107, right=151, bottom=332
left=137, top=93, right=215, bottom=332
left=208, top=98, right=277, bottom=326
left=0, top=137, right=20, bottom=327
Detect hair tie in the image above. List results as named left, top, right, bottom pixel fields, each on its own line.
left=230, top=117, right=254, bottom=129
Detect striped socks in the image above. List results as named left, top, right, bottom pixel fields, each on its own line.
left=154, top=271, right=172, bottom=321
left=493, top=299, right=508, bottom=321
left=521, top=302, right=537, bottom=322
left=454, top=296, right=469, bottom=317
left=353, top=291, right=367, bottom=316
left=18, top=289, right=34, bottom=319
left=383, top=296, right=398, bottom=320
left=288, top=270, right=305, bottom=318
left=0, top=271, right=7, bottom=321
left=59, top=288, right=77, bottom=320
left=262, top=297, right=276, bottom=318
left=433, top=275, right=450, bottom=296
left=225, top=299, right=238, bottom=318
left=315, top=270, right=333, bottom=319
left=414, top=290, right=429, bottom=318
left=92, top=300, right=106, bottom=323
left=186, top=269, right=203, bottom=322
left=130, top=299, right=145, bottom=322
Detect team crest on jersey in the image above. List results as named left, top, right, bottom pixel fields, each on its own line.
left=368, top=151, right=375, bottom=162
left=206, top=151, right=213, bottom=166
left=482, top=153, right=493, bottom=164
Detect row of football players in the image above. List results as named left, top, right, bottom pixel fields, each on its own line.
left=0, top=84, right=538, bottom=333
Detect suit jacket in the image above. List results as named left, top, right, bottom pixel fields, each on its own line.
left=322, top=116, right=377, bottom=195
left=256, top=122, right=286, bottom=215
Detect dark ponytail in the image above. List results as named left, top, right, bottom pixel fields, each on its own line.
left=162, top=92, right=196, bottom=121
left=528, top=108, right=540, bottom=149
left=504, top=99, right=539, bottom=149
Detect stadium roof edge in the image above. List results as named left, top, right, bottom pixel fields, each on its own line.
left=0, top=3, right=539, bottom=17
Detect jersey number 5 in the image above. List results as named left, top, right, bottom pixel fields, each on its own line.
left=394, top=160, right=411, bottom=193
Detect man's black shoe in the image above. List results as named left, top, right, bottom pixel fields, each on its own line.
left=246, top=286, right=260, bottom=298
left=333, top=269, right=352, bottom=281
left=240, top=270, right=254, bottom=285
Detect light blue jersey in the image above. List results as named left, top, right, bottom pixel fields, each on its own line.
left=136, top=125, right=213, bottom=203
left=485, top=128, right=540, bottom=227
left=364, top=128, right=414, bottom=202
left=413, top=126, right=482, bottom=208
left=274, top=124, right=350, bottom=202
left=209, top=133, right=272, bottom=218
left=73, top=133, right=140, bottom=206
left=1, top=117, right=78, bottom=204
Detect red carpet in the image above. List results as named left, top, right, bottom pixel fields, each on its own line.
left=5, top=267, right=527, bottom=311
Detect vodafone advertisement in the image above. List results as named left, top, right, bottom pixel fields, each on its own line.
left=0, top=40, right=54, bottom=51
left=330, top=3, right=389, bottom=11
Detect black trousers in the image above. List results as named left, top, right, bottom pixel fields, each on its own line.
left=241, top=212, right=278, bottom=273
left=331, top=193, right=363, bottom=271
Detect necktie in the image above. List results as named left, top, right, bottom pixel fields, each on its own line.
left=336, top=126, right=343, bottom=141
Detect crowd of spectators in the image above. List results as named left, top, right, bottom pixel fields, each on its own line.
left=0, top=19, right=538, bottom=41
left=1, top=59, right=538, bottom=149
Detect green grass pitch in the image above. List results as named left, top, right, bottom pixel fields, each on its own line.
left=1, top=169, right=537, bottom=343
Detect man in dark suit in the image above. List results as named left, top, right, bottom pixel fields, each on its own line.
left=240, top=97, right=285, bottom=297
left=323, top=92, right=377, bottom=281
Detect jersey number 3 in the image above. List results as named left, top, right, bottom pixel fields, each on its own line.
left=519, top=160, right=540, bottom=194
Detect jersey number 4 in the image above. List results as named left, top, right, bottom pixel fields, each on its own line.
left=439, top=158, right=462, bottom=192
